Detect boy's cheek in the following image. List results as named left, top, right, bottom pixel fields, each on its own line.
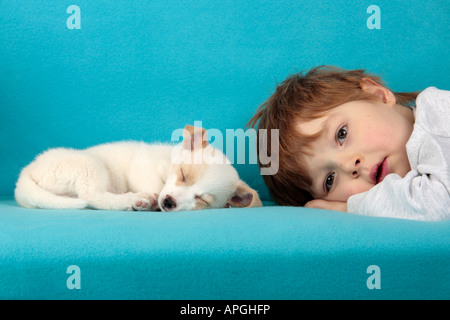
left=361, top=127, right=388, bottom=150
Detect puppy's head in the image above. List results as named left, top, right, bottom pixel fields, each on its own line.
left=159, top=125, right=262, bottom=212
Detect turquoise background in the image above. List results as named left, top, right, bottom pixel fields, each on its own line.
left=1, top=0, right=449, bottom=200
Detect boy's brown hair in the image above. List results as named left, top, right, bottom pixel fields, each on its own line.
left=247, top=65, right=418, bottom=206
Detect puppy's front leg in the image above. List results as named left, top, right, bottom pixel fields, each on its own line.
left=80, top=191, right=159, bottom=211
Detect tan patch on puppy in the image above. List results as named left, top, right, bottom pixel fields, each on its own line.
left=175, top=163, right=207, bottom=186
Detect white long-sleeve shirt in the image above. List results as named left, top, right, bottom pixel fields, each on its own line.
left=347, top=87, right=450, bottom=221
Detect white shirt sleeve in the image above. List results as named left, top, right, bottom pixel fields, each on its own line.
left=347, top=87, right=450, bottom=221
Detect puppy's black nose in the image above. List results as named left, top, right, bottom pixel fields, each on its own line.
left=163, top=195, right=176, bottom=210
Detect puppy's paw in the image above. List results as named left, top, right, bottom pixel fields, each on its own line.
left=132, top=199, right=150, bottom=211
left=131, top=192, right=159, bottom=211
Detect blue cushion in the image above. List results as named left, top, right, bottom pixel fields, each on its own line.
left=1, top=198, right=448, bottom=299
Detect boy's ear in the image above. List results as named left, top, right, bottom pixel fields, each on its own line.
left=360, top=77, right=396, bottom=106
left=183, top=125, right=208, bottom=151
left=227, top=180, right=263, bottom=208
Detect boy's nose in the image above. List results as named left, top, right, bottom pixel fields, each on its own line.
left=339, top=154, right=361, bottom=178
left=352, top=159, right=361, bottom=177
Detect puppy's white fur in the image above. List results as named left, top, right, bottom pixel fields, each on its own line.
left=15, top=125, right=262, bottom=211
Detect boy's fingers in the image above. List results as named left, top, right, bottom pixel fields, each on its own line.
left=304, top=199, right=348, bottom=212
left=304, top=199, right=327, bottom=208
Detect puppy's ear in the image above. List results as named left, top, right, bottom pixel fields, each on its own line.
left=183, top=125, right=208, bottom=151
left=227, top=180, right=263, bottom=208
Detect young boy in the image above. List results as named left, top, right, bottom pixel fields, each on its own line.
left=248, top=66, right=449, bottom=221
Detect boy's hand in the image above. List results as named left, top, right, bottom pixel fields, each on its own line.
left=304, top=199, right=347, bottom=212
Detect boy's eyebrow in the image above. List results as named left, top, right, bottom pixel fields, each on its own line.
left=296, top=115, right=332, bottom=139
left=300, top=115, right=335, bottom=198
left=320, top=117, right=332, bottom=141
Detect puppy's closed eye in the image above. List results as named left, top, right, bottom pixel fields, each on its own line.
left=195, top=195, right=208, bottom=204
left=176, top=166, right=200, bottom=186
left=195, top=194, right=212, bottom=209
left=176, top=167, right=188, bottom=185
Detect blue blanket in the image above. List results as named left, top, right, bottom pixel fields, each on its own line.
left=1, top=198, right=448, bottom=299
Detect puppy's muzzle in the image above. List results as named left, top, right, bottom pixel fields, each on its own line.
left=162, top=195, right=177, bottom=211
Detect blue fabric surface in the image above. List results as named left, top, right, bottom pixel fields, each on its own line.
left=1, top=198, right=448, bottom=299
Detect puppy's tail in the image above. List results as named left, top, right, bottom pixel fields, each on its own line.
left=14, top=166, right=88, bottom=210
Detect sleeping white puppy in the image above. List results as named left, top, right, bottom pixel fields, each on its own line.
left=15, top=125, right=262, bottom=211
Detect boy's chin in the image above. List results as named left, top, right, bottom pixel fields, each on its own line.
left=392, top=163, right=411, bottom=179
left=391, top=153, right=412, bottom=178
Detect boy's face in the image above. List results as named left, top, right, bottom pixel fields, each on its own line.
left=297, top=98, right=414, bottom=202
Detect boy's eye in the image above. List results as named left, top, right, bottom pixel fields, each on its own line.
left=337, top=126, right=347, bottom=145
left=325, top=172, right=335, bottom=192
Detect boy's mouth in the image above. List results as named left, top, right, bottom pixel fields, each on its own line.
left=371, top=157, right=388, bottom=184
